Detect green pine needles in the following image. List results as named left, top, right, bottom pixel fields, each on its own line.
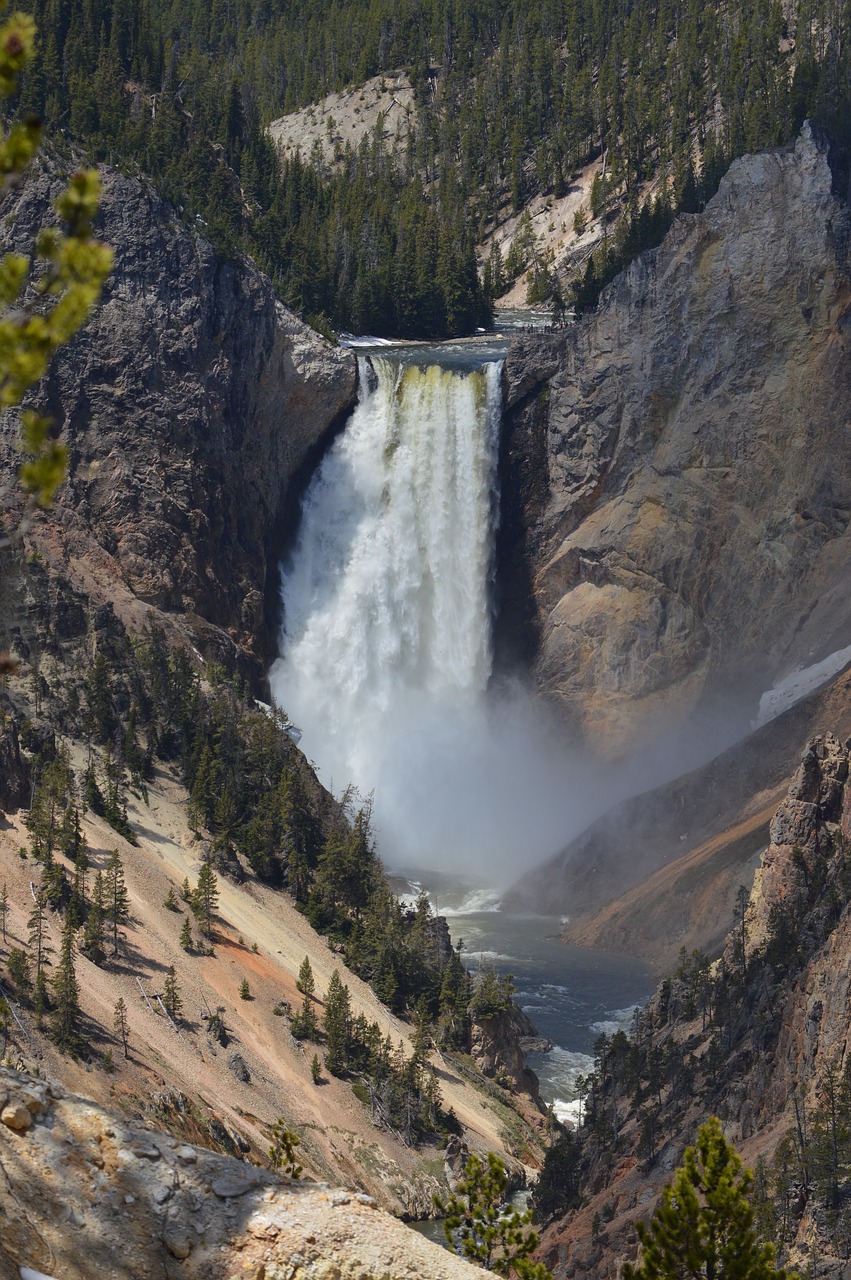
left=435, top=1152, right=553, bottom=1279
left=624, top=1118, right=798, bottom=1280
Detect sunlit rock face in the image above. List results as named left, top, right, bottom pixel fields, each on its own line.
left=502, top=123, right=851, bottom=759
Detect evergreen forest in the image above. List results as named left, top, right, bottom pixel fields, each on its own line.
left=10, top=561, right=521, bottom=1144
left=7, top=0, right=851, bottom=337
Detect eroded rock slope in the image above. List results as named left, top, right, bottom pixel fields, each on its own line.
left=0, top=1067, right=485, bottom=1280
left=502, top=123, right=851, bottom=757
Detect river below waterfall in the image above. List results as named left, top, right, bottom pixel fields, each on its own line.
left=400, top=872, right=656, bottom=1124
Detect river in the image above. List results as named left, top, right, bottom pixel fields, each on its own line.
left=401, top=872, right=655, bottom=1125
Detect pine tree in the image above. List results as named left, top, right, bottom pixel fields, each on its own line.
left=0, top=882, right=8, bottom=942
left=7, top=948, right=31, bottom=1003
left=81, top=870, right=106, bottom=965
left=239, top=977, right=251, bottom=1000
left=113, top=996, right=129, bottom=1058
left=296, top=955, right=315, bottom=998
left=623, top=1117, right=795, bottom=1280
left=27, top=893, right=52, bottom=981
left=58, top=802, right=86, bottom=864
left=163, top=965, right=183, bottom=1022
left=323, top=969, right=351, bottom=1076
left=104, top=849, right=130, bottom=957
left=163, top=886, right=181, bottom=911
left=41, top=847, right=67, bottom=912
left=67, top=846, right=89, bottom=929
left=435, top=1152, right=551, bottom=1277
left=33, top=968, right=48, bottom=1028
left=191, top=863, right=219, bottom=939
left=179, top=916, right=193, bottom=951
left=291, top=990, right=318, bottom=1041
left=51, top=914, right=81, bottom=1053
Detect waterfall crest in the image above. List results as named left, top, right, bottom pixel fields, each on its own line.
left=270, top=353, right=579, bottom=880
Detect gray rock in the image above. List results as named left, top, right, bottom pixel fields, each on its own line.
left=129, top=1142, right=161, bottom=1160
left=210, top=1168, right=263, bottom=1198
left=227, top=1053, right=251, bottom=1083
left=501, top=124, right=851, bottom=761
left=0, top=163, right=357, bottom=678
left=163, top=1226, right=193, bottom=1260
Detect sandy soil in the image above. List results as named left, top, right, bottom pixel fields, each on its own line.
left=0, top=733, right=542, bottom=1218
left=269, top=71, right=415, bottom=169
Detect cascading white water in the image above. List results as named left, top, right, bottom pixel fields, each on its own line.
left=270, top=352, right=587, bottom=881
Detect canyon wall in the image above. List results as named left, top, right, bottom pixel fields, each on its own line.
left=502, top=123, right=851, bottom=759
left=536, top=731, right=851, bottom=1280
left=0, top=162, right=357, bottom=677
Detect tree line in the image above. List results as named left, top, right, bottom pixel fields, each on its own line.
left=5, top=0, right=850, bottom=333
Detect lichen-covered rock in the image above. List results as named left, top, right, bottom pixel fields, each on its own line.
left=502, top=123, right=851, bottom=757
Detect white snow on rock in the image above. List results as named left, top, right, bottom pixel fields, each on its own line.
left=756, top=644, right=851, bottom=728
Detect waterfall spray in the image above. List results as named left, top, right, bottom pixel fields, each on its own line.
left=270, top=353, right=584, bottom=881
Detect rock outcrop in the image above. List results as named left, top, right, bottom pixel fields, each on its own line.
left=0, top=162, right=357, bottom=678
left=536, top=731, right=851, bottom=1279
left=501, top=123, right=851, bottom=757
left=0, top=1067, right=486, bottom=1280
left=470, top=1003, right=549, bottom=1107
left=505, top=661, right=851, bottom=961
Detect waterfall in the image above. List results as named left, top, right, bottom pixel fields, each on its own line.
left=270, top=353, right=581, bottom=881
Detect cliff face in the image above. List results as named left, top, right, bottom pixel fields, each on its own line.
left=0, top=163, right=357, bottom=677
left=505, top=662, right=851, bottom=954
left=502, top=123, right=851, bottom=757
left=537, top=732, right=851, bottom=1280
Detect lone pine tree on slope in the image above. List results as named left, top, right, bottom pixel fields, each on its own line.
left=623, top=1117, right=796, bottom=1280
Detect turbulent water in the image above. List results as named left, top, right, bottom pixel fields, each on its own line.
left=270, top=350, right=587, bottom=881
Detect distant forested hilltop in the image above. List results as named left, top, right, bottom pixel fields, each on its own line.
left=12, top=0, right=851, bottom=337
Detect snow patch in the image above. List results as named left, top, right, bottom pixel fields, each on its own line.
left=755, top=644, right=851, bottom=727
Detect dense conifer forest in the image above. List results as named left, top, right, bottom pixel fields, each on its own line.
left=8, top=0, right=851, bottom=335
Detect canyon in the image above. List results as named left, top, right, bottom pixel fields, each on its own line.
left=500, top=123, right=851, bottom=761
left=0, top=116, right=850, bottom=1279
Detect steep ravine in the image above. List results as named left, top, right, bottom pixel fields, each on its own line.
left=535, top=732, right=851, bottom=1280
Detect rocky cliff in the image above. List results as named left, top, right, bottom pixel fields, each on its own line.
left=0, top=161, right=357, bottom=679
left=0, top=1066, right=486, bottom=1280
left=535, top=731, right=851, bottom=1280
left=505, top=662, right=851, bottom=964
left=501, top=123, right=851, bottom=758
